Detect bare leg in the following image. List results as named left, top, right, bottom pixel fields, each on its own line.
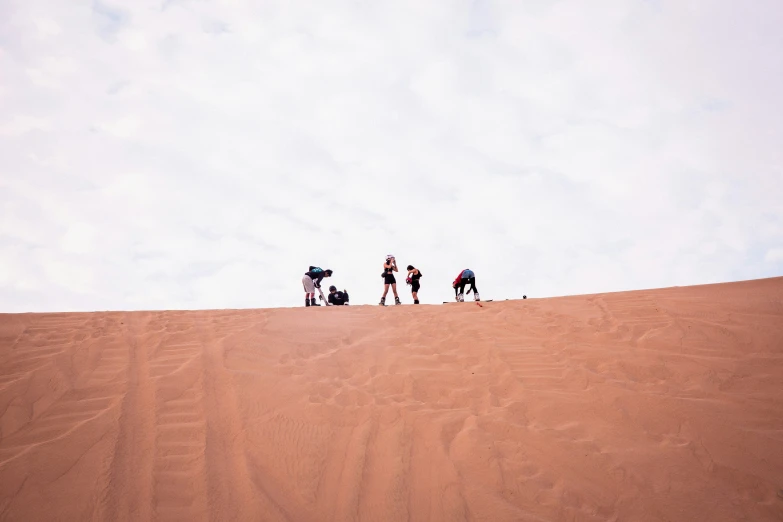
left=412, top=291, right=418, bottom=301
left=382, top=284, right=390, bottom=298
left=391, top=283, right=398, bottom=298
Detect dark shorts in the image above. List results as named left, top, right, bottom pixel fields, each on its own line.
left=411, top=280, right=420, bottom=292
left=384, top=274, right=396, bottom=285
left=456, top=277, right=477, bottom=294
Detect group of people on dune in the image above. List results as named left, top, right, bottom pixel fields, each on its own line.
left=300, top=255, right=479, bottom=307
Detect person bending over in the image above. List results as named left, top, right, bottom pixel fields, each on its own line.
left=380, top=255, right=400, bottom=305
left=327, top=286, right=350, bottom=305
left=302, top=266, right=332, bottom=307
left=452, top=269, right=479, bottom=302
left=406, top=265, right=422, bottom=304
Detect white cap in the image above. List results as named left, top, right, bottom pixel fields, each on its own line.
left=386, top=254, right=394, bottom=259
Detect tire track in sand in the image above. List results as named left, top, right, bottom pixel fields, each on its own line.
left=102, top=313, right=155, bottom=522
left=200, top=317, right=282, bottom=521
left=149, top=323, right=209, bottom=522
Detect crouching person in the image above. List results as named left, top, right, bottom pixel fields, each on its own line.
left=453, top=269, right=479, bottom=302
left=327, top=286, right=350, bottom=305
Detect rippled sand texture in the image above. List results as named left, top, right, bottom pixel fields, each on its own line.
left=1, top=277, right=782, bottom=521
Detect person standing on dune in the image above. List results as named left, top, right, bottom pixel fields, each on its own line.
left=453, top=269, right=479, bottom=302
left=406, top=265, right=422, bottom=304
left=303, top=266, right=332, bottom=307
left=379, top=255, right=400, bottom=305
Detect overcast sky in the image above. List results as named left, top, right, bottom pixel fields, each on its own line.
left=1, top=0, right=781, bottom=311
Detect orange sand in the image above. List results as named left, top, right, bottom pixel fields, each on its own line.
left=1, top=277, right=782, bottom=521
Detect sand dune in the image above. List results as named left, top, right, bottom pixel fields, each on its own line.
left=1, top=278, right=782, bottom=521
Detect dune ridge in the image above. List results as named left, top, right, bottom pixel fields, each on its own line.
left=1, top=277, right=782, bottom=521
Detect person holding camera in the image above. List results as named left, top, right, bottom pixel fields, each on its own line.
left=379, top=254, right=401, bottom=305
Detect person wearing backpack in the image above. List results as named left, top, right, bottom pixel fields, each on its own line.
left=303, top=266, right=333, bottom=307
left=452, top=269, right=479, bottom=302
left=406, top=265, right=422, bottom=304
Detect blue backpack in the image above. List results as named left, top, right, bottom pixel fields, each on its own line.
left=309, top=266, right=324, bottom=274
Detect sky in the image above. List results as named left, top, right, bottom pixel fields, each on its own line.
left=1, top=0, right=782, bottom=312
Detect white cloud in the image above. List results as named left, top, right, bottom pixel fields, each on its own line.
left=765, top=248, right=783, bottom=264
left=0, top=0, right=782, bottom=312
left=60, top=222, right=96, bottom=254
left=0, top=115, right=52, bottom=136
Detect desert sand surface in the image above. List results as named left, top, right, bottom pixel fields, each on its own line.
left=1, top=278, right=782, bottom=522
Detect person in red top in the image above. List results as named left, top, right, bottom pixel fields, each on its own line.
left=452, top=269, right=479, bottom=302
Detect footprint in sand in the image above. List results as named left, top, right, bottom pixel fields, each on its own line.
left=333, top=388, right=372, bottom=407
left=519, top=463, right=540, bottom=478
left=316, top=382, right=337, bottom=400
